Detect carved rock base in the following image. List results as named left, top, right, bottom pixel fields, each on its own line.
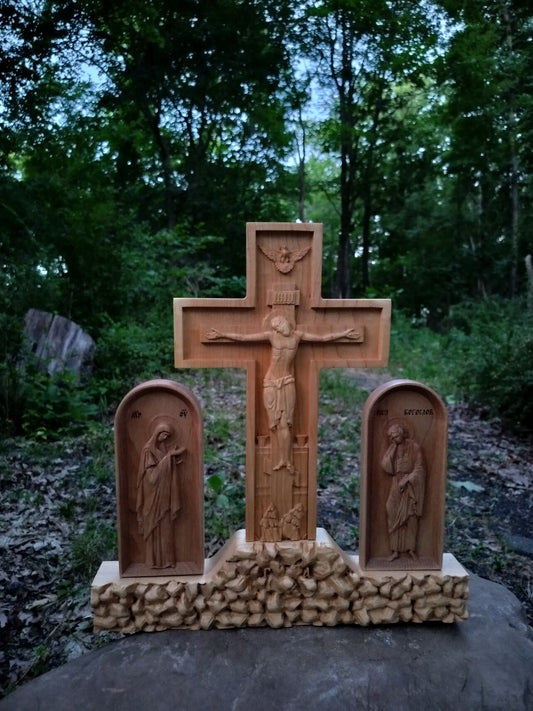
left=91, top=529, right=469, bottom=633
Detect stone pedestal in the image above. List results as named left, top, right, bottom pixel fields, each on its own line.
left=91, top=529, right=468, bottom=632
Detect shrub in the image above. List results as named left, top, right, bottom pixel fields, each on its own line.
left=14, top=361, right=98, bottom=438
left=70, top=519, right=117, bottom=579
left=445, top=299, right=533, bottom=430
left=388, top=310, right=457, bottom=399
left=88, top=312, right=176, bottom=414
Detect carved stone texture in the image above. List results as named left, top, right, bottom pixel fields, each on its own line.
left=91, top=529, right=469, bottom=632
left=115, top=379, right=203, bottom=577
left=359, top=380, right=448, bottom=570
left=174, top=222, right=391, bottom=542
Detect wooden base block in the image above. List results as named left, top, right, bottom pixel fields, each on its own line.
left=91, top=529, right=469, bottom=632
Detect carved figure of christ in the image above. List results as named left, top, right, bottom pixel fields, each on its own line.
left=174, top=222, right=391, bottom=542
left=206, top=315, right=361, bottom=474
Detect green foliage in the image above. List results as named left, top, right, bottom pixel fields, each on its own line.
left=317, top=371, right=362, bottom=496
left=0, top=221, right=249, bottom=433
left=444, top=299, right=533, bottom=430
left=70, top=518, right=117, bottom=580
left=319, top=369, right=367, bottom=411
left=1, top=0, right=533, bottom=441
left=89, top=317, right=174, bottom=413
left=121, top=228, right=246, bottom=311
left=339, top=475, right=360, bottom=511
left=388, top=311, right=458, bottom=399
left=389, top=299, right=533, bottom=432
left=78, top=422, right=115, bottom=484
left=318, top=449, right=344, bottom=488
left=30, top=644, right=52, bottom=678
left=302, top=0, right=445, bottom=296
left=17, top=364, right=98, bottom=439
left=205, top=472, right=245, bottom=542
left=78, top=0, right=295, bottom=262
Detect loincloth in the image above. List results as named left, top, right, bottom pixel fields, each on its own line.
left=263, top=375, right=295, bottom=428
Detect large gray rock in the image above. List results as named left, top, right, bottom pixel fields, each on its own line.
left=2, top=574, right=532, bottom=711
left=22, top=309, right=95, bottom=376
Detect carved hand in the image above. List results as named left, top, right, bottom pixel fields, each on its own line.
left=344, top=328, right=361, bottom=340
left=171, top=446, right=186, bottom=458
left=206, top=328, right=222, bottom=340
left=399, top=475, right=410, bottom=491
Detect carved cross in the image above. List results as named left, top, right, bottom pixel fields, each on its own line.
left=174, top=222, right=391, bottom=542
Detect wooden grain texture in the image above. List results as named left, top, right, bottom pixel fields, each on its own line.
left=91, top=532, right=469, bottom=632
left=359, top=380, right=448, bottom=570
left=174, top=223, right=391, bottom=542
left=115, top=379, right=204, bottom=577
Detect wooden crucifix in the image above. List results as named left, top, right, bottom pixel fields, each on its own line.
left=174, top=222, right=391, bottom=542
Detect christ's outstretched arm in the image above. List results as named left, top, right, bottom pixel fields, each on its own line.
left=206, top=328, right=268, bottom=342
left=299, top=327, right=361, bottom=342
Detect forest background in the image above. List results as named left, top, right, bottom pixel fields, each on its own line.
left=1, top=0, right=533, bottom=435
left=1, top=0, right=533, bottom=692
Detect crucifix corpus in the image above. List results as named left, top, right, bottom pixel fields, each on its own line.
left=174, top=223, right=391, bottom=542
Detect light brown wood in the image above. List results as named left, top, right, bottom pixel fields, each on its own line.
left=115, top=379, right=204, bottom=577
left=91, top=531, right=469, bottom=631
left=359, top=380, right=447, bottom=570
left=174, top=222, right=391, bottom=542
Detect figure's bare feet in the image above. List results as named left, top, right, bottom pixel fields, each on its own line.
left=408, top=550, right=419, bottom=561
left=387, top=551, right=400, bottom=562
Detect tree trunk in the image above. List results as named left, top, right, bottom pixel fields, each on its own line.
left=525, top=255, right=533, bottom=310
left=332, top=11, right=356, bottom=298
left=361, top=178, right=371, bottom=292
left=360, top=89, right=382, bottom=291
left=296, top=109, right=307, bottom=223
left=335, top=171, right=353, bottom=298
left=502, top=1, right=520, bottom=297
left=142, top=101, right=177, bottom=230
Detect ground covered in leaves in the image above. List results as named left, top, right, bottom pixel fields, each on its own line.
left=1, top=369, right=532, bottom=698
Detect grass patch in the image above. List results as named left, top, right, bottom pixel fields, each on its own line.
left=389, top=300, right=533, bottom=431
left=319, top=369, right=367, bottom=411
left=388, top=311, right=458, bottom=400
left=70, top=519, right=117, bottom=579
left=205, top=472, right=246, bottom=544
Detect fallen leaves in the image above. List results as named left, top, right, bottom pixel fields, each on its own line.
left=0, top=432, right=120, bottom=696
left=450, top=480, right=485, bottom=493
left=1, top=376, right=533, bottom=700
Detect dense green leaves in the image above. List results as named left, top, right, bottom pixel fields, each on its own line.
left=1, top=0, right=533, bottom=433
left=78, top=0, right=295, bottom=257
left=299, top=0, right=444, bottom=296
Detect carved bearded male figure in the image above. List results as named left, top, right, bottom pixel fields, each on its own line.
left=207, top=315, right=359, bottom=474
left=262, top=315, right=298, bottom=472
left=136, top=421, right=186, bottom=568
left=382, top=423, right=426, bottom=561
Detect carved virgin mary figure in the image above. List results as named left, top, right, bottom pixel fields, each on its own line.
left=382, top=423, right=426, bottom=561
left=136, top=419, right=185, bottom=568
